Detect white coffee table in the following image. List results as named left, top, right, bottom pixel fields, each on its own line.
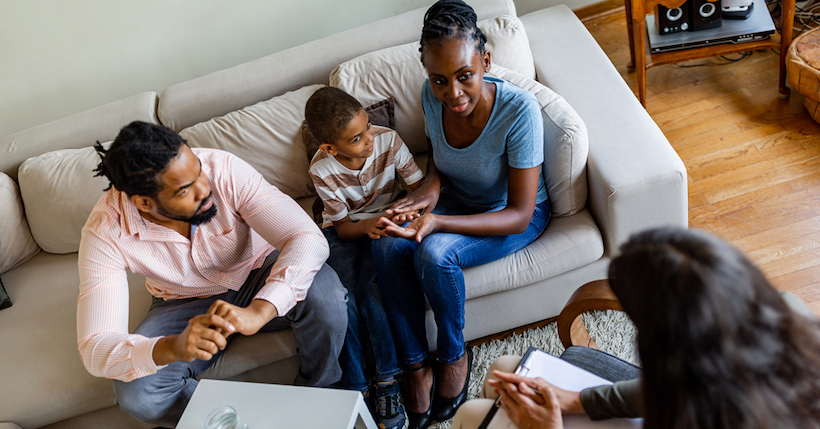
left=177, top=379, right=377, bottom=429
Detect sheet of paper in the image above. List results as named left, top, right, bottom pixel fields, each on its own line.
left=484, top=349, right=643, bottom=429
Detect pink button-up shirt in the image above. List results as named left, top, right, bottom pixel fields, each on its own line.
left=77, top=148, right=329, bottom=381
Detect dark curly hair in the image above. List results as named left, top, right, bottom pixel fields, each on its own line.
left=609, top=227, right=820, bottom=429
left=304, top=87, right=364, bottom=144
left=94, top=121, right=186, bottom=198
left=419, top=0, right=487, bottom=59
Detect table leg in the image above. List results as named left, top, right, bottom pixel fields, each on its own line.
left=352, top=394, right=377, bottom=429
left=633, top=17, right=648, bottom=107
left=779, top=0, right=794, bottom=100
left=625, top=0, right=636, bottom=72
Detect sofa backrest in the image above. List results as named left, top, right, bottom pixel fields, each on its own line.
left=157, top=0, right=517, bottom=132
left=0, top=92, right=159, bottom=180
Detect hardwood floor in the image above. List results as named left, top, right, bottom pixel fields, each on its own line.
left=580, top=9, right=820, bottom=314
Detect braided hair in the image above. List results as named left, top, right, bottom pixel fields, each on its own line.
left=419, top=0, right=487, bottom=58
left=94, top=121, right=186, bottom=198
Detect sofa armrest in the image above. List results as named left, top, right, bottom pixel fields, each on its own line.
left=520, top=6, right=687, bottom=255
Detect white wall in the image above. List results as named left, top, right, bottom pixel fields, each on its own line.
left=0, top=0, right=593, bottom=139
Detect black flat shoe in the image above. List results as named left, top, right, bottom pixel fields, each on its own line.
left=407, top=359, right=436, bottom=429
left=432, top=345, right=473, bottom=422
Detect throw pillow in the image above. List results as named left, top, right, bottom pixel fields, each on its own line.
left=301, top=97, right=396, bottom=162
left=330, top=15, right=535, bottom=154
left=0, top=276, right=10, bottom=310
left=0, top=172, right=40, bottom=273
left=179, top=84, right=324, bottom=200
left=488, top=64, right=589, bottom=217
left=17, top=143, right=112, bottom=254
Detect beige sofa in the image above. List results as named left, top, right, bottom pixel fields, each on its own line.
left=0, top=0, right=687, bottom=427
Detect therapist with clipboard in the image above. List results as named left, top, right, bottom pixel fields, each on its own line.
left=450, top=227, right=820, bottom=429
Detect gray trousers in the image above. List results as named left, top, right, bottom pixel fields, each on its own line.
left=113, top=251, right=347, bottom=427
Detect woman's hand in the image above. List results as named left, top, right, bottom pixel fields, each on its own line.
left=378, top=214, right=440, bottom=242
left=491, top=371, right=585, bottom=415
left=490, top=376, right=564, bottom=429
left=385, top=179, right=441, bottom=218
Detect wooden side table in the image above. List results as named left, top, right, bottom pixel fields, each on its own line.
left=557, top=280, right=623, bottom=349
left=625, top=0, right=794, bottom=106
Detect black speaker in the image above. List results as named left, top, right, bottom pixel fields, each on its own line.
left=690, top=0, right=722, bottom=31
left=655, top=4, right=690, bottom=34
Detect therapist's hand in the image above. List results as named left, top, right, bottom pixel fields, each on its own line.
left=491, top=371, right=586, bottom=415
left=493, top=376, right=564, bottom=429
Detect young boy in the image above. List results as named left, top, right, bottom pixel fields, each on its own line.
left=305, top=87, right=424, bottom=429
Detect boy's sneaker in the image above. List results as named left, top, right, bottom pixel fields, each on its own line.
left=370, top=379, right=408, bottom=429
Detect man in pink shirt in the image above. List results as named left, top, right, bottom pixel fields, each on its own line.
left=77, top=121, right=347, bottom=427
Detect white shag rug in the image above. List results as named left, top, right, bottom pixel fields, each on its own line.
left=429, top=310, right=638, bottom=429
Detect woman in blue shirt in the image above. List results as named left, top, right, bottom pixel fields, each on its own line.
left=372, top=1, right=551, bottom=428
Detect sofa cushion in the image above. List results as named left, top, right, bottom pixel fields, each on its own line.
left=0, top=172, right=39, bottom=273
left=0, top=252, right=152, bottom=428
left=330, top=15, right=535, bottom=154
left=179, top=85, right=324, bottom=200
left=463, top=209, right=603, bottom=299
left=17, top=144, right=111, bottom=254
left=487, top=64, right=589, bottom=217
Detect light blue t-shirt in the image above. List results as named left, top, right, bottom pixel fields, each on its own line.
left=422, top=75, right=548, bottom=211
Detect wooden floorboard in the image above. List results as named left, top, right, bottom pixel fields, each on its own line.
left=581, top=7, right=820, bottom=314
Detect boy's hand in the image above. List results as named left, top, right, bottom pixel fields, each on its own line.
left=362, top=217, right=387, bottom=239
left=389, top=210, right=421, bottom=224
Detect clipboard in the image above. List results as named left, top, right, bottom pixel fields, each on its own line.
left=476, top=346, right=640, bottom=429
left=477, top=346, right=541, bottom=429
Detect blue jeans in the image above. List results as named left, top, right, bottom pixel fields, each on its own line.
left=323, top=227, right=402, bottom=392
left=112, top=251, right=347, bottom=427
left=373, top=196, right=551, bottom=365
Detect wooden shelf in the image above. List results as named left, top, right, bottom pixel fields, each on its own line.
left=646, top=33, right=782, bottom=67
left=625, top=0, right=793, bottom=106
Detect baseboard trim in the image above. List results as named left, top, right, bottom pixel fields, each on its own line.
left=574, top=0, right=625, bottom=22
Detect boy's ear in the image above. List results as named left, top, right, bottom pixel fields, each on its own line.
left=319, top=143, right=337, bottom=156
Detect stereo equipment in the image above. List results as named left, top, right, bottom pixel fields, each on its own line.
left=655, top=4, right=690, bottom=34
left=690, top=0, right=723, bottom=31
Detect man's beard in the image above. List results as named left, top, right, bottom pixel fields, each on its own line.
left=158, top=194, right=218, bottom=225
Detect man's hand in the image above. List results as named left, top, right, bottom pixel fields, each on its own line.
left=153, top=314, right=234, bottom=365
left=207, top=298, right=278, bottom=336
